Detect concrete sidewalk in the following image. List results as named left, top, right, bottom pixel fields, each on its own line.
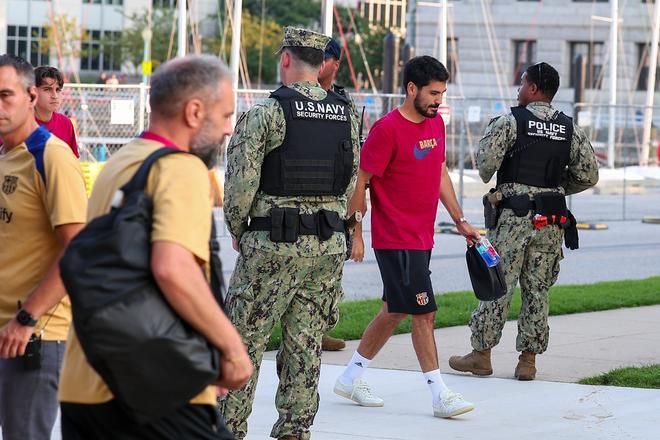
left=247, top=306, right=660, bottom=439
left=300, top=305, right=660, bottom=383
left=14, top=306, right=660, bottom=440
left=265, top=305, right=660, bottom=383
left=245, top=361, right=659, bottom=439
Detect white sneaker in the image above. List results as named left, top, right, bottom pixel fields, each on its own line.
left=433, top=389, right=475, bottom=418
left=333, top=378, right=384, bottom=407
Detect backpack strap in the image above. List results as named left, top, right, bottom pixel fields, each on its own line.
left=120, top=148, right=183, bottom=195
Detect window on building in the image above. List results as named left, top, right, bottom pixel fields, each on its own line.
left=153, top=0, right=175, bottom=8
left=6, top=26, right=50, bottom=66
left=359, top=0, right=407, bottom=31
left=637, top=43, right=660, bottom=91
left=570, top=41, right=605, bottom=89
left=81, top=30, right=121, bottom=72
left=512, top=40, right=536, bottom=85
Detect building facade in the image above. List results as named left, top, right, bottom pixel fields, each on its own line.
left=0, top=0, right=217, bottom=76
left=411, top=0, right=658, bottom=106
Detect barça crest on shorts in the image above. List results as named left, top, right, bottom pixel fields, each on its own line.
left=416, top=292, right=429, bottom=306
left=2, top=176, right=18, bottom=194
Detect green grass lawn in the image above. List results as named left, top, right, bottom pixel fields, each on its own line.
left=579, top=365, right=660, bottom=389
left=265, top=276, right=660, bottom=350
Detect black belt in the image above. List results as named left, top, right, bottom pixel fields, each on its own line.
left=248, top=214, right=345, bottom=235
left=499, top=195, right=535, bottom=214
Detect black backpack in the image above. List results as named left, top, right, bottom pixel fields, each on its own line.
left=60, top=148, right=220, bottom=423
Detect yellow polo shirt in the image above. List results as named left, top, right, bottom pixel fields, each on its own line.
left=0, top=126, right=87, bottom=341
left=58, top=137, right=216, bottom=405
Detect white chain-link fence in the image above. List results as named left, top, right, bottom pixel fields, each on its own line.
left=61, top=84, right=660, bottom=221
left=61, top=84, right=149, bottom=161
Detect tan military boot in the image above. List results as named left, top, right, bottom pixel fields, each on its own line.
left=448, top=349, right=493, bottom=376
left=321, top=334, right=346, bottom=351
left=514, top=352, right=536, bottom=381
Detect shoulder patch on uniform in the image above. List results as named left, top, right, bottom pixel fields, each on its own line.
left=25, top=125, right=52, bottom=185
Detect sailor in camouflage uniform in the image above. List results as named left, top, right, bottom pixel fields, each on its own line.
left=449, top=62, right=598, bottom=381
left=220, top=27, right=359, bottom=440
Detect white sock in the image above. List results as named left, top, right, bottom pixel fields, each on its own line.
left=339, top=351, right=371, bottom=386
left=423, top=369, right=449, bottom=403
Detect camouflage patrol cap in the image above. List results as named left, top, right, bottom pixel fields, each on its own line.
left=277, top=26, right=330, bottom=54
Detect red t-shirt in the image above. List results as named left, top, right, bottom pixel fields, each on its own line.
left=360, top=109, right=446, bottom=250
left=36, top=112, right=79, bottom=158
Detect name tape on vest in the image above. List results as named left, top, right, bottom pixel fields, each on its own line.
left=291, top=100, right=348, bottom=122
left=526, top=120, right=569, bottom=142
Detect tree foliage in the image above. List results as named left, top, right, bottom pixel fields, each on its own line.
left=242, top=0, right=321, bottom=28
left=332, top=7, right=387, bottom=91
left=117, top=8, right=179, bottom=72
left=115, top=2, right=387, bottom=90
left=41, top=14, right=86, bottom=60
left=206, top=10, right=283, bottom=86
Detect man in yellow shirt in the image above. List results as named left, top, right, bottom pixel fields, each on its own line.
left=58, top=54, right=252, bottom=439
left=0, top=54, right=87, bottom=440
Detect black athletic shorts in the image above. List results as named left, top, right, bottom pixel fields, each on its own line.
left=374, top=249, right=437, bottom=315
left=61, top=400, right=234, bottom=440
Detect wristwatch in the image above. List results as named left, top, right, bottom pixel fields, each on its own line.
left=455, top=217, right=468, bottom=224
left=16, top=309, right=37, bottom=327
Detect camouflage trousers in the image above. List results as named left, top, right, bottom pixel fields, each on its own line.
left=219, top=244, right=344, bottom=440
left=470, top=210, right=563, bottom=354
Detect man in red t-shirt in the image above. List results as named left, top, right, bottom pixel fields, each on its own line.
left=34, top=66, right=79, bottom=157
left=334, top=56, right=480, bottom=418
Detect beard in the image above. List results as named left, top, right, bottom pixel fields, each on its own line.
left=413, top=94, right=439, bottom=119
left=190, top=119, right=225, bottom=169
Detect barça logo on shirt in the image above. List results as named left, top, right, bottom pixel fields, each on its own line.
left=413, top=137, right=441, bottom=160
left=416, top=291, right=429, bottom=306
left=2, top=176, right=18, bottom=195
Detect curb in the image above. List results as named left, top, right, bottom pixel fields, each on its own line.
left=435, top=222, right=487, bottom=235
left=436, top=222, right=610, bottom=232
left=576, top=223, right=608, bottom=230
left=642, top=216, right=660, bottom=225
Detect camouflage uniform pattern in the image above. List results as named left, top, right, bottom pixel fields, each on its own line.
left=221, top=28, right=360, bottom=435
left=472, top=101, right=598, bottom=354
left=223, top=80, right=359, bottom=257
left=220, top=245, right=344, bottom=439
left=278, top=26, right=331, bottom=52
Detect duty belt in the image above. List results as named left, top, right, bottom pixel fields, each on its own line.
left=248, top=214, right=346, bottom=235
left=248, top=208, right=345, bottom=243
left=498, top=195, right=536, bottom=216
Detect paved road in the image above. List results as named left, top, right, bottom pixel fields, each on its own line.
left=218, top=192, right=660, bottom=301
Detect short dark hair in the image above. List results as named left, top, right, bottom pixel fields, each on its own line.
left=150, top=54, right=231, bottom=118
left=0, top=54, right=35, bottom=90
left=34, top=66, right=64, bottom=89
left=324, top=38, right=342, bottom=61
left=525, top=62, right=560, bottom=99
left=284, top=47, right=324, bottom=69
left=402, top=56, right=449, bottom=94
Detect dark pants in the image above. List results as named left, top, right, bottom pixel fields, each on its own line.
left=0, top=340, right=65, bottom=440
left=61, top=400, right=234, bottom=440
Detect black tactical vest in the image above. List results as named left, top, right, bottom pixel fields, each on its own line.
left=259, top=86, right=353, bottom=196
left=497, top=106, right=573, bottom=188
